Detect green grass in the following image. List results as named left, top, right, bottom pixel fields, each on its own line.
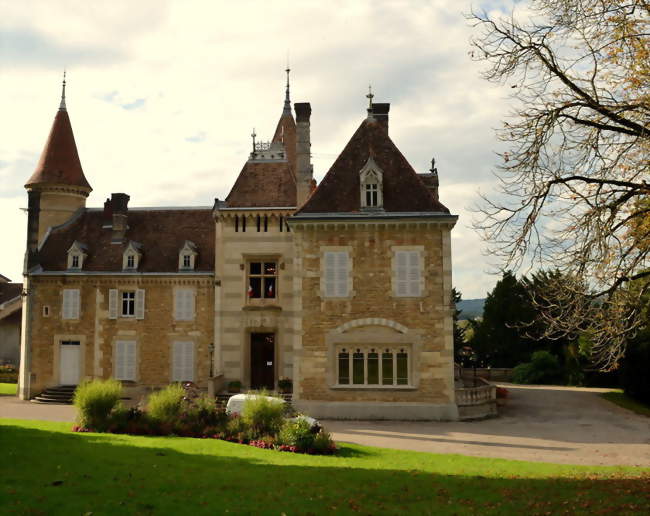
left=0, top=419, right=648, bottom=514
left=602, top=390, right=650, bottom=417
left=0, top=382, right=17, bottom=396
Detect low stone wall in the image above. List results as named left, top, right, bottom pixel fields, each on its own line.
left=455, top=376, right=497, bottom=420
left=462, top=367, right=513, bottom=382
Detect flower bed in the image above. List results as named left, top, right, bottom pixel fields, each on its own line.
left=72, top=380, right=337, bottom=455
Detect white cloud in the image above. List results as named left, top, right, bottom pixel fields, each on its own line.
left=0, top=0, right=524, bottom=297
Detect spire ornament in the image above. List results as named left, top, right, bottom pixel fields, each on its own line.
left=59, top=70, right=67, bottom=111
left=366, top=85, right=374, bottom=118
left=251, top=128, right=257, bottom=152
left=283, top=66, right=291, bottom=115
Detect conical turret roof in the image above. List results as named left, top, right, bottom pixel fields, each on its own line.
left=25, top=104, right=91, bottom=191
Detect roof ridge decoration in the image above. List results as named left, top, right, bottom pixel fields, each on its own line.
left=59, top=70, right=67, bottom=111
left=283, top=67, right=291, bottom=115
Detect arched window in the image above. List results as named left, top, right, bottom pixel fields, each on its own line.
left=359, top=157, right=383, bottom=210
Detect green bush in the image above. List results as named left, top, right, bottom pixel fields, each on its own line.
left=73, top=379, right=123, bottom=431
left=278, top=418, right=315, bottom=451
left=512, top=351, right=563, bottom=385
left=241, top=392, right=285, bottom=439
left=225, top=415, right=249, bottom=441
left=147, top=384, right=185, bottom=424
left=311, top=429, right=336, bottom=454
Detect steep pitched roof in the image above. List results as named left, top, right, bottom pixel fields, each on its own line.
left=225, top=160, right=296, bottom=207
left=297, top=117, right=450, bottom=214
left=272, top=113, right=297, bottom=174
left=0, top=282, right=22, bottom=305
left=25, top=108, right=91, bottom=191
left=38, top=208, right=214, bottom=272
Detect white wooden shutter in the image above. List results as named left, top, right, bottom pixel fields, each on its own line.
left=108, top=289, right=118, bottom=319
left=135, top=289, right=145, bottom=320
left=116, top=340, right=136, bottom=380
left=172, top=341, right=194, bottom=382
left=174, top=289, right=195, bottom=321
left=395, top=251, right=409, bottom=296
left=407, top=252, right=421, bottom=296
left=62, top=289, right=80, bottom=319
left=324, top=252, right=336, bottom=297
left=335, top=252, right=349, bottom=297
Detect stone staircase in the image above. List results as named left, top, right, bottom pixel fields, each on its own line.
left=31, top=385, right=76, bottom=404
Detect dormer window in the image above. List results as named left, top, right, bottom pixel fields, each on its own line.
left=178, top=240, right=198, bottom=271
left=122, top=241, right=142, bottom=271
left=359, top=157, right=384, bottom=210
left=66, top=241, right=87, bottom=270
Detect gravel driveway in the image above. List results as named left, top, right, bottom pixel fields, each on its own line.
left=324, top=384, right=650, bottom=466
left=2, top=384, right=649, bottom=466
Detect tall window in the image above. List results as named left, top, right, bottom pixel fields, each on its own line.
left=172, top=341, right=195, bottom=382
left=394, top=250, right=422, bottom=297
left=337, top=346, right=409, bottom=386
left=247, top=261, right=277, bottom=299
left=122, top=291, right=135, bottom=316
left=365, top=183, right=378, bottom=207
left=174, top=288, right=195, bottom=321
left=323, top=251, right=350, bottom=298
left=71, top=255, right=80, bottom=268
left=183, top=255, right=191, bottom=268
left=62, top=289, right=80, bottom=319
left=115, top=340, right=137, bottom=381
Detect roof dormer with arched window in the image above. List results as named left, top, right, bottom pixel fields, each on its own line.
left=359, top=156, right=384, bottom=210
left=122, top=241, right=142, bottom=271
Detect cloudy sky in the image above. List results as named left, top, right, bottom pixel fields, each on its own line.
left=0, top=0, right=519, bottom=298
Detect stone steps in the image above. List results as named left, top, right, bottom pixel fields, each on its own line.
left=31, top=385, right=76, bottom=404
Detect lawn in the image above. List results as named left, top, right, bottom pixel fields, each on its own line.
left=601, top=390, right=650, bottom=417
left=0, top=382, right=16, bottom=396
left=0, top=419, right=648, bottom=515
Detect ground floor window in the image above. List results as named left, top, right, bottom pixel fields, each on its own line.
left=337, top=346, right=409, bottom=386
left=172, top=341, right=195, bottom=382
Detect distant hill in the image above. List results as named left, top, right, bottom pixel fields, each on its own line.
left=456, top=298, right=485, bottom=320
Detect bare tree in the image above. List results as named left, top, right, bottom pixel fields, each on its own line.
left=468, top=0, right=650, bottom=370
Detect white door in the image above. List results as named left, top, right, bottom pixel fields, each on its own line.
left=60, top=341, right=81, bottom=385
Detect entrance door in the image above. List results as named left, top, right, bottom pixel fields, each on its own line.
left=60, top=341, right=81, bottom=385
left=250, top=333, right=275, bottom=390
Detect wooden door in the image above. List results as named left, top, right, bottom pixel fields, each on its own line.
left=60, top=341, right=81, bottom=385
left=250, top=333, right=275, bottom=390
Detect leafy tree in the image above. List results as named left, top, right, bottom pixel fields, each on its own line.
left=452, top=287, right=466, bottom=357
left=469, top=271, right=535, bottom=367
left=468, top=0, right=650, bottom=370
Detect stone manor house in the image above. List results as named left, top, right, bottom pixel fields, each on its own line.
left=18, top=74, right=459, bottom=420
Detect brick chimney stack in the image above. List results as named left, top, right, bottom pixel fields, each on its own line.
left=110, top=193, right=130, bottom=243
left=294, top=102, right=313, bottom=207
left=372, top=103, right=390, bottom=133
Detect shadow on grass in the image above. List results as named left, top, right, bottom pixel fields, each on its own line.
left=0, top=423, right=648, bottom=515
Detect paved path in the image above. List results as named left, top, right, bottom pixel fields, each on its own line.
left=324, top=385, right=650, bottom=467
left=2, top=384, right=649, bottom=466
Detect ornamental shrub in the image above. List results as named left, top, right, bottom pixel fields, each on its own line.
left=147, top=384, right=185, bottom=424
left=278, top=418, right=315, bottom=452
left=73, top=378, right=123, bottom=431
left=512, top=351, right=563, bottom=385
left=241, top=392, right=285, bottom=439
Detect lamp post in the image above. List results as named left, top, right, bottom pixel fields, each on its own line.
left=208, top=343, right=215, bottom=378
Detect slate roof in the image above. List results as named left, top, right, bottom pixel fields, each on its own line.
left=25, top=108, right=92, bottom=191
left=272, top=113, right=297, bottom=174
left=0, top=282, right=22, bottom=305
left=225, top=161, right=297, bottom=208
left=297, top=117, right=450, bottom=215
left=38, top=208, right=214, bottom=273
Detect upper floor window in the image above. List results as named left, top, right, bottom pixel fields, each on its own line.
left=122, top=241, right=142, bottom=271
left=66, top=241, right=87, bottom=270
left=359, top=157, right=383, bottom=210
left=174, top=288, right=195, bottom=321
left=393, top=249, right=423, bottom=297
left=178, top=241, right=198, bottom=271
left=247, top=261, right=277, bottom=299
left=62, top=289, right=80, bottom=319
left=322, top=250, right=350, bottom=298
left=108, top=288, right=145, bottom=319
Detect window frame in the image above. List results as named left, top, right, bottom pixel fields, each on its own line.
left=321, top=248, right=352, bottom=299
left=335, top=345, right=411, bottom=388
left=392, top=247, right=424, bottom=298
left=174, top=288, right=196, bottom=321
left=61, top=288, right=80, bottom=320
left=114, top=340, right=137, bottom=381
left=246, top=259, right=278, bottom=302
left=121, top=291, right=136, bottom=317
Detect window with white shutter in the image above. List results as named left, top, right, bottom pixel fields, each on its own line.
left=174, top=289, right=195, bottom=321
left=135, top=289, right=145, bottom=320
left=172, top=341, right=194, bottom=382
left=115, top=340, right=137, bottom=381
left=323, top=251, right=350, bottom=298
left=394, top=250, right=422, bottom=297
left=62, top=289, right=80, bottom=319
left=108, top=289, right=118, bottom=319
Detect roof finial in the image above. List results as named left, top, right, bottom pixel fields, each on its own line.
left=430, top=156, right=438, bottom=175
left=59, top=69, right=67, bottom=111
left=283, top=65, right=291, bottom=115
left=366, top=84, right=374, bottom=117
left=251, top=128, right=257, bottom=152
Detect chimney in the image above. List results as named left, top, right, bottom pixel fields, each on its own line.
left=372, top=103, right=390, bottom=133
left=294, top=102, right=312, bottom=206
left=24, top=190, right=41, bottom=273
left=110, top=193, right=130, bottom=243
